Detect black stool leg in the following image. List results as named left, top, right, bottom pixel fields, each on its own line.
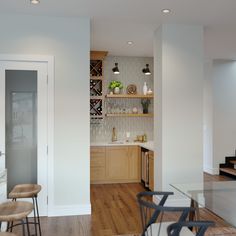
left=6, top=222, right=9, bottom=232
left=21, top=219, right=26, bottom=236
left=9, top=198, right=16, bottom=232
left=32, top=197, right=38, bottom=236
left=26, top=216, right=30, bottom=236
left=6, top=221, right=13, bottom=232
left=35, top=196, right=42, bottom=236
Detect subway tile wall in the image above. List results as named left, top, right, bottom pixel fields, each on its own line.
left=90, top=56, right=154, bottom=142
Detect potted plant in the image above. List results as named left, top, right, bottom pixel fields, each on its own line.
left=108, top=80, right=123, bottom=94
left=141, top=98, right=151, bottom=114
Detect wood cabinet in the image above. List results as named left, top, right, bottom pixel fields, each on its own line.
left=148, top=151, right=154, bottom=191
left=90, top=147, right=106, bottom=182
left=128, top=146, right=141, bottom=180
left=106, top=147, right=129, bottom=180
left=90, top=146, right=141, bottom=184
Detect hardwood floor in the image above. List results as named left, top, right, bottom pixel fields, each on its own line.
left=11, top=173, right=235, bottom=236
left=90, top=183, right=144, bottom=236
left=204, top=172, right=232, bottom=182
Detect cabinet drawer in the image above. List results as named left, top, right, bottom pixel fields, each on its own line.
left=91, top=147, right=105, bottom=154
left=91, top=167, right=105, bottom=181
left=91, top=155, right=105, bottom=167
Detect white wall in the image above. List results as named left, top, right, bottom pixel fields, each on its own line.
left=212, top=60, right=236, bottom=169
left=0, top=15, right=90, bottom=215
left=203, top=61, right=214, bottom=174
left=154, top=25, right=204, bottom=200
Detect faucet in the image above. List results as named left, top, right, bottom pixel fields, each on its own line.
left=112, top=127, right=117, bottom=142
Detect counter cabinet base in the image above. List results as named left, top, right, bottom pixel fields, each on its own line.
left=90, top=146, right=141, bottom=184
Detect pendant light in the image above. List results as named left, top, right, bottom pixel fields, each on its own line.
left=112, top=63, right=120, bottom=75
left=142, top=64, right=151, bottom=75
left=30, top=0, right=40, bottom=4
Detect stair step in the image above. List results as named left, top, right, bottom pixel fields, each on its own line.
left=220, top=167, right=236, bottom=176
left=229, top=160, right=236, bottom=164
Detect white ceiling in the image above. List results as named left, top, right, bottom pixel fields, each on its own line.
left=1, top=0, right=236, bottom=58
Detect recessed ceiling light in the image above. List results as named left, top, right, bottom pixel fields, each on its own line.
left=30, top=0, right=40, bottom=4
left=127, top=41, right=134, bottom=45
left=162, top=9, right=171, bottom=14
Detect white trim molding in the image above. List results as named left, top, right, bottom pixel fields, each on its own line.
left=48, top=204, right=91, bottom=217
left=0, top=54, right=55, bottom=216
left=204, top=166, right=219, bottom=175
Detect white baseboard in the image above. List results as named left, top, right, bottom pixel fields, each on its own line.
left=204, top=166, right=219, bottom=175
left=48, top=204, right=91, bottom=217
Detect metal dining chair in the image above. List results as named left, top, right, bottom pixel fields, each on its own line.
left=137, top=191, right=214, bottom=236
left=167, top=221, right=215, bottom=236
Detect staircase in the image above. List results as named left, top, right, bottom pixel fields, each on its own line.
left=219, top=152, right=236, bottom=178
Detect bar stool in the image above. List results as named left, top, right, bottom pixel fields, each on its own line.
left=8, top=184, right=42, bottom=236
left=0, top=201, right=33, bottom=236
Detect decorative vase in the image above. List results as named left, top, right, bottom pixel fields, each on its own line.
left=114, top=87, right=120, bottom=94
left=141, top=98, right=150, bottom=114
left=143, top=107, right=148, bottom=114
left=143, top=82, right=148, bottom=95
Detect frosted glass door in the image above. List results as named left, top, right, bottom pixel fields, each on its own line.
left=5, top=70, right=37, bottom=193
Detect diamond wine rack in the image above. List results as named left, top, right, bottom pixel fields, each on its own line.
left=90, top=51, right=108, bottom=121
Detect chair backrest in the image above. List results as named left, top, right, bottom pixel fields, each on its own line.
left=137, top=191, right=194, bottom=236
left=167, top=221, right=215, bottom=236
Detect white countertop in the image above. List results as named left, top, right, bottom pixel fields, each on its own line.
left=91, top=141, right=154, bottom=151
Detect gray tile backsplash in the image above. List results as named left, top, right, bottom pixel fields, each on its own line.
left=90, top=56, right=154, bottom=143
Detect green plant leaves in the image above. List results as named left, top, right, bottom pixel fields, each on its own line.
left=108, top=80, right=123, bottom=89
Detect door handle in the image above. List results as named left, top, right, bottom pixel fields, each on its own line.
left=0, top=151, right=5, bottom=157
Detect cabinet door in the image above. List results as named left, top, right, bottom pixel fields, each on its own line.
left=106, top=147, right=129, bottom=180
left=149, top=151, right=154, bottom=191
left=128, top=146, right=141, bottom=181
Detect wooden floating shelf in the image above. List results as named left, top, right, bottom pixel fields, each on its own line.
left=106, top=94, right=154, bottom=98
left=90, top=51, right=108, bottom=60
left=90, top=96, right=103, bottom=99
left=90, top=115, right=103, bottom=119
left=90, top=76, right=103, bottom=80
left=106, top=113, right=153, bottom=117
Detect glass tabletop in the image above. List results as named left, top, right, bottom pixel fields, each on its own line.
left=170, top=181, right=236, bottom=227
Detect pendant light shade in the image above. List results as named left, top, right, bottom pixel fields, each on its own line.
left=112, top=63, right=120, bottom=74
left=142, top=64, right=151, bottom=75
left=30, top=0, right=40, bottom=4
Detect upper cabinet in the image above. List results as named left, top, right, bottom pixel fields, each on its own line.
left=90, top=51, right=108, bottom=119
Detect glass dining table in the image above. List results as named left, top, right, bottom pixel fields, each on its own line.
left=170, top=180, right=236, bottom=227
